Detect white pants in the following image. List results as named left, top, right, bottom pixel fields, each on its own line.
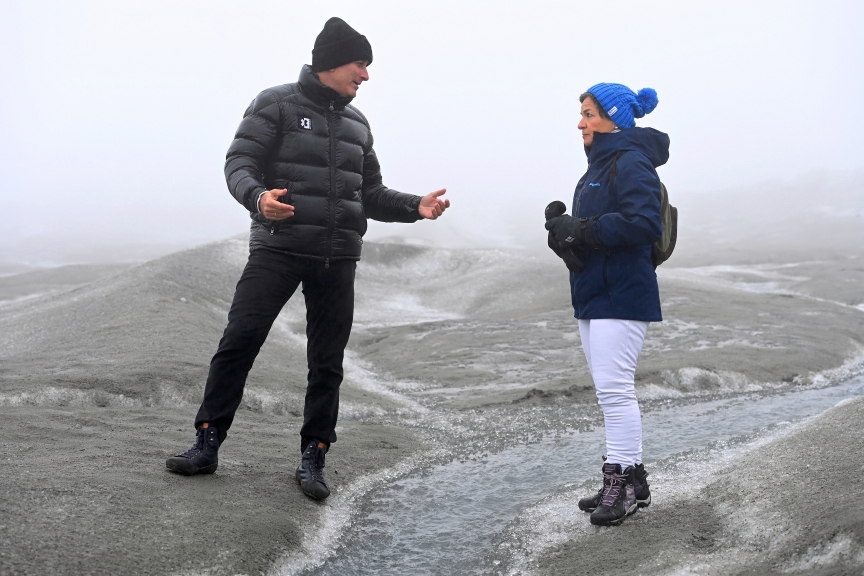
left=578, top=319, right=649, bottom=469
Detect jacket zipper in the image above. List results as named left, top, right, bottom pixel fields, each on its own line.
left=574, top=181, right=585, bottom=217
left=574, top=162, right=590, bottom=217
left=325, top=101, right=336, bottom=269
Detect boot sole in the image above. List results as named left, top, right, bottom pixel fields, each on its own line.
left=581, top=500, right=646, bottom=514
left=165, top=458, right=217, bottom=476
left=590, top=504, right=638, bottom=526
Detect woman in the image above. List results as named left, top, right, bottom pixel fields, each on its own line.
left=545, top=83, right=669, bottom=526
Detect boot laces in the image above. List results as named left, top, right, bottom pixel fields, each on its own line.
left=600, top=470, right=628, bottom=507
left=176, top=427, right=216, bottom=459
left=305, top=445, right=327, bottom=485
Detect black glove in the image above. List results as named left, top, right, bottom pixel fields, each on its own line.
left=545, top=200, right=584, bottom=272
left=547, top=231, right=586, bottom=272
left=545, top=200, right=567, bottom=221
left=545, top=214, right=598, bottom=250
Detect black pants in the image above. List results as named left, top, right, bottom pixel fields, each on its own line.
left=194, top=249, right=355, bottom=453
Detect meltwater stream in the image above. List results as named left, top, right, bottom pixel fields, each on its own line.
left=301, top=376, right=864, bottom=575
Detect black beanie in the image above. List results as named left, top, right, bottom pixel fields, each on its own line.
left=311, top=17, right=373, bottom=72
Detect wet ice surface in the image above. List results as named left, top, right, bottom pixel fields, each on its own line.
left=1, top=242, right=862, bottom=575
left=276, top=251, right=864, bottom=575
left=299, top=376, right=864, bottom=576
left=659, top=261, right=864, bottom=312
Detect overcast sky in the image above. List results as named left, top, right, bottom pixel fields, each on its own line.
left=1, top=0, right=862, bottom=266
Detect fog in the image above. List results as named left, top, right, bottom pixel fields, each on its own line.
left=1, top=0, right=862, bottom=269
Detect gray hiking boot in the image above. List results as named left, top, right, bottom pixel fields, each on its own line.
left=296, top=440, right=331, bottom=501
left=589, top=463, right=638, bottom=526
left=579, top=461, right=651, bottom=512
left=166, top=425, right=220, bottom=476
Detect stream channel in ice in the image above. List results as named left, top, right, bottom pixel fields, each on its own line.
left=298, top=376, right=864, bottom=575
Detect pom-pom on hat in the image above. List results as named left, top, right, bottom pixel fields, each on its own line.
left=312, top=17, right=373, bottom=72
left=586, top=83, right=658, bottom=129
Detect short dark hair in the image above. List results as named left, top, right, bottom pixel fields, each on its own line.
left=579, top=92, right=610, bottom=120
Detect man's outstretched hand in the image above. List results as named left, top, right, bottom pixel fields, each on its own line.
left=419, top=189, right=450, bottom=220
left=258, top=188, right=295, bottom=221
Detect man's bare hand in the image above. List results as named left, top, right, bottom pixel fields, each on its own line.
left=258, top=188, right=295, bottom=221
left=418, top=189, right=450, bottom=220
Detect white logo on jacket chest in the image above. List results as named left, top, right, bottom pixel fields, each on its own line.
left=299, top=117, right=312, bottom=130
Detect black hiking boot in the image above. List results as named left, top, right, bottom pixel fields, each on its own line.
left=166, top=425, right=220, bottom=476
left=579, top=461, right=651, bottom=512
left=589, top=463, right=638, bottom=526
left=296, top=440, right=330, bottom=501
left=578, top=485, right=604, bottom=513
left=633, top=462, right=651, bottom=508
left=578, top=457, right=608, bottom=512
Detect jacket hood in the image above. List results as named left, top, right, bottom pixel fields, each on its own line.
left=298, top=64, right=355, bottom=109
left=586, top=127, right=670, bottom=168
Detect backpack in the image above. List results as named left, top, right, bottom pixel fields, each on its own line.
left=609, top=151, right=678, bottom=268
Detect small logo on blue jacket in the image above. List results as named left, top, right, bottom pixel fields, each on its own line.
left=588, top=182, right=601, bottom=187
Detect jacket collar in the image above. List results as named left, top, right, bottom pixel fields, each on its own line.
left=298, top=64, right=354, bottom=110
left=585, top=128, right=670, bottom=169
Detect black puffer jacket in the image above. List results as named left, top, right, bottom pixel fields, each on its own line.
left=225, top=65, right=422, bottom=262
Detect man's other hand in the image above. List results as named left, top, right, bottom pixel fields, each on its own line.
left=419, top=189, right=450, bottom=220
left=258, top=188, right=295, bottom=221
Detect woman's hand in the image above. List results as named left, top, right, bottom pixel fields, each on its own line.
left=545, top=215, right=598, bottom=249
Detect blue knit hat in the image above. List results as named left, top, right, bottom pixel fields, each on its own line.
left=586, top=83, right=659, bottom=129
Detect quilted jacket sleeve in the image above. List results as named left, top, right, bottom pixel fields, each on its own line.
left=224, top=89, right=281, bottom=213
left=360, top=132, right=423, bottom=223
left=593, top=152, right=662, bottom=247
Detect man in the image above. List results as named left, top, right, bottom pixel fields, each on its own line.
left=165, top=17, right=449, bottom=501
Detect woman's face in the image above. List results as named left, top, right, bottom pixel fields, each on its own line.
left=578, top=97, right=617, bottom=147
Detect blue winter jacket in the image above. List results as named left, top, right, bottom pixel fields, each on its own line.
left=569, top=128, right=670, bottom=321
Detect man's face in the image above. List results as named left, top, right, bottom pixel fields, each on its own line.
left=317, top=61, right=370, bottom=98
